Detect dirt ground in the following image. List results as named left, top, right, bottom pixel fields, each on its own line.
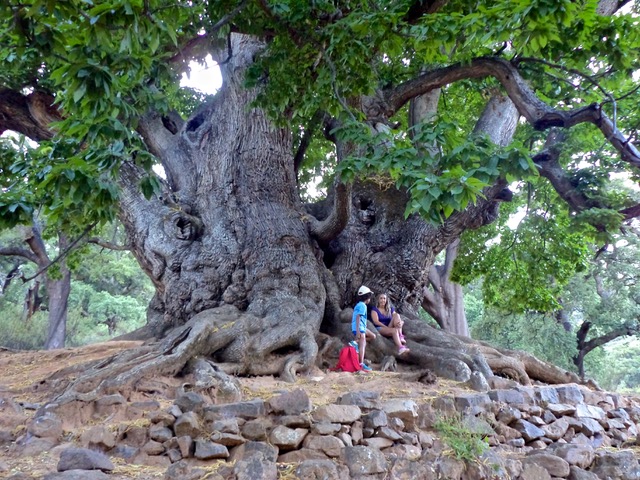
left=0, top=341, right=467, bottom=479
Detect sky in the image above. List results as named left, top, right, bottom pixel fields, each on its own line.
left=180, top=55, right=221, bottom=94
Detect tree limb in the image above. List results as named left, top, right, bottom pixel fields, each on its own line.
left=382, top=57, right=640, bottom=168
left=86, top=238, right=130, bottom=251
left=293, top=111, right=328, bottom=175
left=308, top=181, right=352, bottom=243
left=0, top=89, right=61, bottom=140
left=581, top=324, right=640, bottom=356
left=0, top=246, right=39, bottom=264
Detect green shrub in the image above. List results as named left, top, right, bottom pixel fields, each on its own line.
left=433, top=414, right=489, bottom=462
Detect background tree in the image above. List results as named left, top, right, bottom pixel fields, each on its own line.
left=0, top=0, right=639, bottom=403
left=0, top=225, right=152, bottom=349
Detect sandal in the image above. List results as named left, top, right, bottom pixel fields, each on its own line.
left=399, top=333, right=406, bottom=345
left=398, top=346, right=410, bottom=355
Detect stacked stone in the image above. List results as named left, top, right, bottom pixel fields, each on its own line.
left=13, top=383, right=640, bottom=479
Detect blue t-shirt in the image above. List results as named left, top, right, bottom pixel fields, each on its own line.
left=352, top=301, right=367, bottom=333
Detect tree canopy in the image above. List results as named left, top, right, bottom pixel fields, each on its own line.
left=2, top=0, right=639, bottom=232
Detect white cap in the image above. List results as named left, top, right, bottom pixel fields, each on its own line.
left=358, top=285, right=372, bottom=296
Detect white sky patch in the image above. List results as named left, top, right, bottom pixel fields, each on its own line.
left=180, top=55, right=222, bottom=94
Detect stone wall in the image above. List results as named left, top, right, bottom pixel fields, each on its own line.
left=10, top=383, right=640, bottom=479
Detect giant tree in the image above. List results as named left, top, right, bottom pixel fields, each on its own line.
left=1, top=0, right=639, bottom=403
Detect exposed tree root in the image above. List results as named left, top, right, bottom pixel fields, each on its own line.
left=44, top=304, right=321, bottom=410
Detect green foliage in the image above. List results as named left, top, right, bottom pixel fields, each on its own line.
left=468, top=303, right=578, bottom=372
left=0, top=230, right=152, bottom=349
left=433, top=413, right=489, bottom=462
left=589, top=338, right=640, bottom=393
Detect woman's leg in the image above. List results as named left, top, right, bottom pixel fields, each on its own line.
left=378, top=325, right=403, bottom=348
left=391, top=313, right=406, bottom=344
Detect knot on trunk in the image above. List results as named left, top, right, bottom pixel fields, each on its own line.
left=165, top=211, right=203, bottom=242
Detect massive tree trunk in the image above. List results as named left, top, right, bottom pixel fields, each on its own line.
left=3, top=34, right=601, bottom=406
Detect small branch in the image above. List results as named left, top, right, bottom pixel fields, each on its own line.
left=86, top=238, right=130, bottom=251
left=293, top=111, right=328, bottom=174
left=22, top=223, right=96, bottom=282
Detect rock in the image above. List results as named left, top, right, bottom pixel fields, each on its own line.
left=44, top=470, right=110, bottom=480
left=269, top=425, right=308, bottom=450
left=311, top=422, right=341, bottom=435
left=295, top=459, right=347, bottom=480
left=142, top=440, right=165, bottom=455
left=80, top=425, right=116, bottom=451
left=534, top=386, right=560, bottom=404
left=512, top=419, right=545, bottom=442
left=268, top=389, right=312, bottom=415
left=523, top=453, right=570, bottom=477
left=27, top=413, right=63, bottom=439
left=312, top=404, right=361, bottom=424
left=568, top=465, right=599, bottom=480
left=547, top=443, right=595, bottom=469
left=204, top=400, right=266, bottom=420
left=233, top=452, right=277, bottom=480
left=278, top=448, right=329, bottom=463
left=343, top=446, right=387, bottom=475
left=519, top=462, right=551, bottom=480
left=575, top=404, right=606, bottom=421
left=381, top=399, right=418, bottom=429
left=174, top=411, right=201, bottom=438
left=230, top=440, right=278, bottom=462
left=164, top=460, right=207, bottom=480
left=337, top=391, right=381, bottom=410
left=126, top=400, right=160, bottom=420
left=194, top=440, right=229, bottom=459
left=241, top=418, right=271, bottom=440
left=363, top=410, right=388, bottom=429
left=57, top=447, right=114, bottom=472
left=488, top=389, right=526, bottom=404
left=302, top=434, right=345, bottom=457
left=175, top=392, right=208, bottom=414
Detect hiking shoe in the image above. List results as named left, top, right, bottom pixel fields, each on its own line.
left=360, top=363, right=372, bottom=371
left=398, top=346, right=410, bottom=356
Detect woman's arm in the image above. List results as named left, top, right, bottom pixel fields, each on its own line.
left=371, top=309, right=383, bottom=327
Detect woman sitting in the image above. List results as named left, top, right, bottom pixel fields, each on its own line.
left=370, top=293, right=410, bottom=356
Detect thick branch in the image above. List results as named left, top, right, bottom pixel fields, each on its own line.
left=403, top=0, right=449, bottom=23
left=0, top=89, right=60, bottom=141
left=581, top=324, right=640, bottom=356
left=0, top=246, right=39, bottom=264
left=308, top=181, right=352, bottom=243
left=382, top=57, right=640, bottom=168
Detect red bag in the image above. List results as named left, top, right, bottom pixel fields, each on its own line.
left=331, top=343, right=362, bottom=373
